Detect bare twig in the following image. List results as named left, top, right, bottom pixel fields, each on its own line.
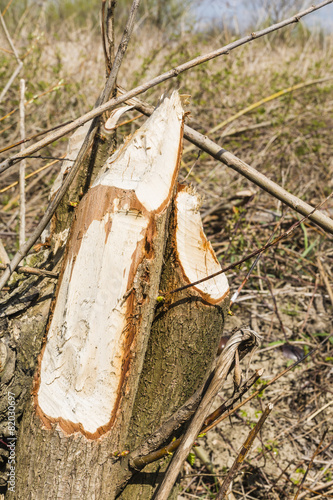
left=106, top=0, right=116, bottom=66
left=181, top=129, right=333, bottom=236
left=1, top=0, right=331, bottom=173
left=316, top=257, right=333, bottom=307
left=0, top=11, right=23, bottom=102
left=154, top=329, right=260, bottom=500
left=119, top=89, right=333, bottom=236
left=216, top=403, right=274, bottom=499
left=19, top=78, right=26, bottom=250
left=102, top=0, right=116, bottom=74
left=0, top=262, right=58, bottom=278
left=101, top=0, right=111, bottom=74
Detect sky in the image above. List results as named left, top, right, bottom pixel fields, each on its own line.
left=193, top=1, right=333, bottom=33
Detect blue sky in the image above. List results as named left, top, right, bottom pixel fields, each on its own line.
left=193, top=1, right=333, bottom=33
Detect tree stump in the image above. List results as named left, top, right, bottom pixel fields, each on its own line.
left=6, top=92, right=229, bottom=500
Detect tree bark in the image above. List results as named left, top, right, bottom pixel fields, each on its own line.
left=119, top=185, right=229, bottom=499
left=3, top=92, right=229, bottom=500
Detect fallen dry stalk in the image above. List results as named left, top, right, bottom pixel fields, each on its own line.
left=120, top=90, right=333, bottom=236
left=154, top=329, right=260, bottom=500
left=216, top=403, right=274, bottom=500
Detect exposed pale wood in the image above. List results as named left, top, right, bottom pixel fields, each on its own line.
left=175, top=187, right=229, bottom=301
left=36, top=92, right=184, bottom=439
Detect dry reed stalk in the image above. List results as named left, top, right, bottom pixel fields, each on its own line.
left=0, top=11, right=23, bottom=102
left=19, top=78, right=26, bottom=250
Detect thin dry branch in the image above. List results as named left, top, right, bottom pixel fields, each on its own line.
left=216, top=403, right=274, bottom=499
left=1, top=0, right=331, bottom=174
left=0, top=11, right=23, bottom=102
left=19, top=78, right=26, bottom=249
left=119, top=90, right=333, bottom=236
left=182, top=130, right=333, bottom=235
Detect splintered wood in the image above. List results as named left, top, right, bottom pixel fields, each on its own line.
left=34, top=91, right=228, bottom=440
left=36, top=92, right=184, bottom=438
left=175, top=186, right=229, bottom=303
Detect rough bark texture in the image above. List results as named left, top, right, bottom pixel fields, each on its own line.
left=0, top=251, right=57, bottom=492
left=118, top=187, right=229, bottom=500
left=128, top=195, right=229, bottom=448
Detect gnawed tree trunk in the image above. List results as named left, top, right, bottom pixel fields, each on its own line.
left=119, top=186, right=229, bottom=499
left=7, top=92, right=229, bottom=500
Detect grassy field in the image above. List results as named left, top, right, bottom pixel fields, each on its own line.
left=1, top=2, right=332, bottom=498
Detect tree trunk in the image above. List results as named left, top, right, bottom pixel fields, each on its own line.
left=4, top=92, right=229, bottom=499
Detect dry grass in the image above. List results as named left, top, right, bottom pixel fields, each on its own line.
left=0, top=4, right=332, bottom=499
